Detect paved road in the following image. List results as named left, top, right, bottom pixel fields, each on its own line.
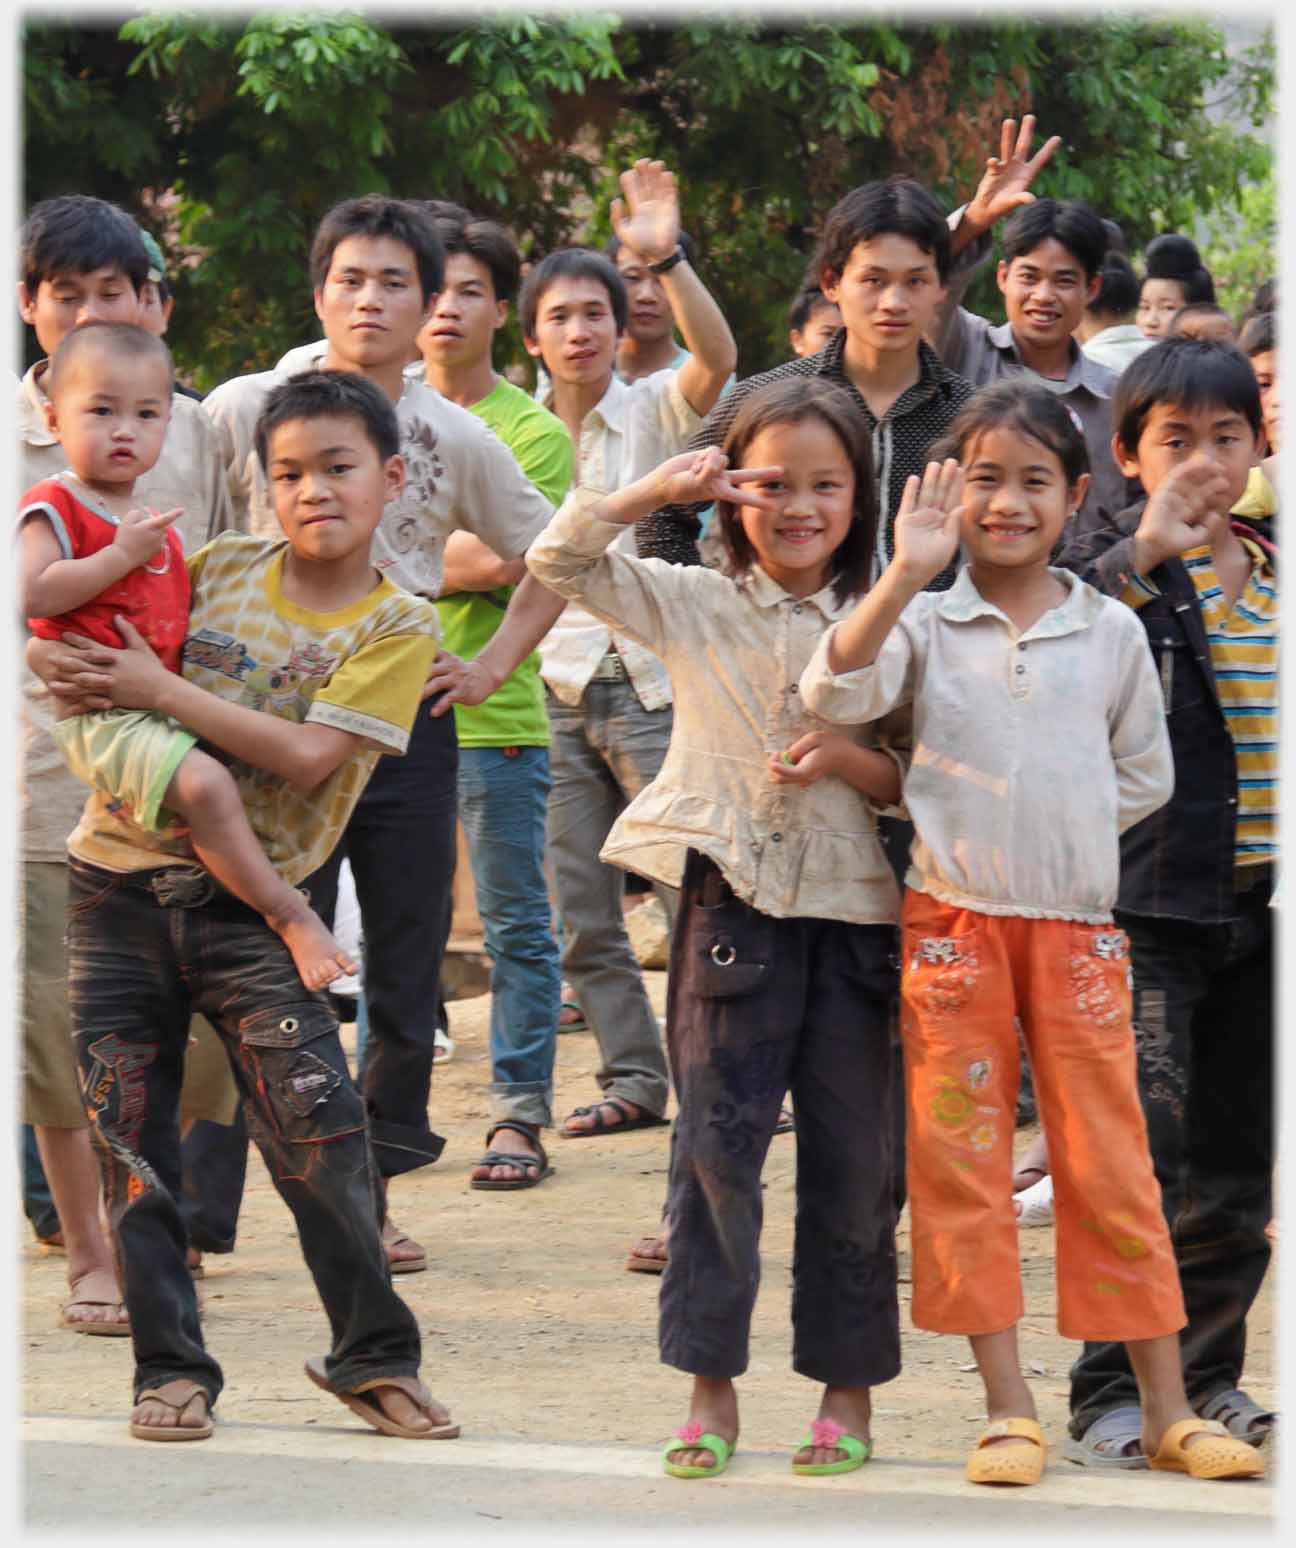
left=24, top=1415, right=1275, bottom=1534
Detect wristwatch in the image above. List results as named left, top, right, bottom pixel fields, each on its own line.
left=648, top=246, right=687, bottom=275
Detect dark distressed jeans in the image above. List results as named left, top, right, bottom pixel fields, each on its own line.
left=660, top=850, right=902, bottom=1386
left=67, top=858, right=421, bottom=1407
left=306, top=702, right=457, bottom=1176
left=1069, top=875, right=1274, bottom=1435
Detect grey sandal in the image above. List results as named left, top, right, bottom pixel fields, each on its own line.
left=469, top=1121, right=554, bottom=1191
left=1196, top=1388, right=1277, bottom=1449
left=1062, top=1405, right=1148, bottom=1469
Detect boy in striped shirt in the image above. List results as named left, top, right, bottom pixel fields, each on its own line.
left=1058, top=337, right=1277, bottom=1465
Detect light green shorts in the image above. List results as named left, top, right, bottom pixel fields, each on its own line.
left=52, top=708, right=198, bottom=832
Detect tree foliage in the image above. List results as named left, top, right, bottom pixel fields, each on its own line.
left=22, top=12, right=1274, bottom=388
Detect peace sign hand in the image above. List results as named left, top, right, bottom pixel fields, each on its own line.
left=964, top=115, right=1063, bottom=235
left=653, top=446, right=783, bottom=510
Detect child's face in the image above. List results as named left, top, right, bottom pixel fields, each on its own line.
left=996, top=239, right=1099, bottom=354
left=1136, top=277, right=1187, bottom=339
left=524, top=274, right=619, bottom=390
left=265, top=414, right=405, bottom=565
left=790, top=300, right=843, bottom=358
left=314, top=235, right=431, bottom=374
left=822, top=234, right=944, bottom=358
left=1250, top=350, right=1280, bottom=454
left=418, top=252, right=506, bottom=375
left=959, top=427, right=1087, bottom=575
left=736, top=417, right=855, bottom=598
left=45, top=346, right=172, bottom=493
left=18, top=265, right=141, bottom=359
left=1114, top=400, right=1263, bottom=508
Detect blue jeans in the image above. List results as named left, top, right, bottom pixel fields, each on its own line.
left=458, top=746, right=561, bottom=1129
left=22, top=1125, right=60, bottom=1241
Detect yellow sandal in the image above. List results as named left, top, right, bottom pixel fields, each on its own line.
left=1147, top=1418, right=1265, bottom=1480
left=966, top=1417, right=1047, bottom=1486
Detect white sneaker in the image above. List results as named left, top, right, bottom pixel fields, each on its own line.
left=1013, top=1173, right=1055, bottom=1228
left=433, top=1025, right=455, bottom=1064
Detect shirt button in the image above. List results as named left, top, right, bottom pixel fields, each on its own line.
left=771, top=832, right=783, bottom=843
left=1015, top=664, right=1026, bottom=675
left=789, top=684, right=798, bottom=694
left=793, top=605, right=803, bottom=615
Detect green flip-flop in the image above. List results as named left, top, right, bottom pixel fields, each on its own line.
left=791, top=1420, right=872, bottom=1476
left=663, top=1426, right=735, bottom=1479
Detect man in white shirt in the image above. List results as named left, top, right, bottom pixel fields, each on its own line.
left=204, top=196, right=563, bottom=1269
left=522, top=160, right=736, bottom=1138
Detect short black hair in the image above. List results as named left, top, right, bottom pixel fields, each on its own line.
left=1142, top=234, right=1215, bottom=304
left=789, top=284, right=838, bottom=333
left=1087, top=253, right=1141, bottom=319
left=519, top=249, right=628, bottom=338
left=418, top=198, right=473, bottom=225
left=716, top=377, right=877, bottom=608
left=430, top=212, right=521, bottom=305
left=20, top=195, right=151, bottom=298
left=47, top=320, right=173, bottom=397
left=931, top=379, right=1090, bottom=489
left=1113, top=337, right=1262, bottom=454
left=1167, top=302, right=1235, bottom=341
left=819, top=177, right=952, bottom=286
left=1249, top=277, right=1276, bottom=316
left=1001, top=199, right=1107, bottom=281
left=604, top=228, right=697, bottom=268
left=254, top=369, right=401, bottom=472
left=1101, top=218, right=1129, bottom=256
left=1238, top=311, right=1275, bottom=358
left=310, top=196, right=444, bottom=303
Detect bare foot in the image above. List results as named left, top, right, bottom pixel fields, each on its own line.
left=667, top=1375, right=739, bottom=1471
left=61, top=1267, right=129, bottom=1332
left=793, top=1386, right=872, bottom=1468
left=269, top=903, right=358, bottom=991
left=131, top=1379, right=211, bottom=1435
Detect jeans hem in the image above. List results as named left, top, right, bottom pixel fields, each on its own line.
left=489, top=1086, right=553, bottom=1129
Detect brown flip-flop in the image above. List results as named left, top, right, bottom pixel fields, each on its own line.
left=129, top=1381, right=214, bottom=1442
left=60, top=1269, right=131, bottom=1337
left=625, top=1233, right=669, bottom=1274
left=305, top=1355, right=459, bottom=1439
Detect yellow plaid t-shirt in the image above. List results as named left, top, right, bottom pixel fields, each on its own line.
left=67, top=534, right=439, bottom=885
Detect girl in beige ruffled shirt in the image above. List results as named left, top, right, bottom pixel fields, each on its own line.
left=529, top=378, right=909, bottom=1482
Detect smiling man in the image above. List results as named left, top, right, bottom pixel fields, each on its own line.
left=935, top=117, right=1133, bottom=524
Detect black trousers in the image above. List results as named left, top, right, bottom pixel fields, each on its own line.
left=306, top=703, right=458, bottom=1178
left=659, top=851, right=902, bottom=1386
left=67, top=859, right=420, bottom=1405
left=1068, top=876, right=1274, bottom=1434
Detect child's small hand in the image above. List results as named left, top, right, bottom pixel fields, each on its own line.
left=767, top=730, right=845, bottom=787
left=891, top=459, right=965, bottom=582
left=1133, top=455, right=1232, bottom=571
left=654, top=447, right=784, bottom=509
left=113, top=506, right=182, bottom=568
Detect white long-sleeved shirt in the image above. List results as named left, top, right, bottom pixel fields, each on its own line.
left=527, top=489, right=906, bottom=924
left=800, top=567, right=1173, bottom=924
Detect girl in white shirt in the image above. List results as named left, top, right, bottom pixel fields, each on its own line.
left=527, top=379, right=906, bottom=1481
left=801, top=381, right=1264, bottom=1486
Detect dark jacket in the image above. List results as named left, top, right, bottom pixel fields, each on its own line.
left=638, top=332, right=975, bottom=588
left=1058, top=497, right=1251, bottom=924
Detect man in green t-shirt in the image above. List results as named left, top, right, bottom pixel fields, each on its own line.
left=419, top=210, right=573, bottom=1189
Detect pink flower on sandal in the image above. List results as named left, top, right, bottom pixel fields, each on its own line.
left=674, top=1421, right=704, bottom=1444
left=810, top=1417, right=846, bottom=1449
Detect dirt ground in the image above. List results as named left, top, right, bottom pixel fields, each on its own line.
left=21, top=970, right=1277, bottom=1475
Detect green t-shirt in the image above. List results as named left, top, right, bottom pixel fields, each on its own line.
left=435, top=378, right=574, bottom=746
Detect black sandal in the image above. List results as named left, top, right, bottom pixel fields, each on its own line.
left=559, top=1097, right=669, bottom=1139
left=469, top=1121, right=554, bottom=1190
